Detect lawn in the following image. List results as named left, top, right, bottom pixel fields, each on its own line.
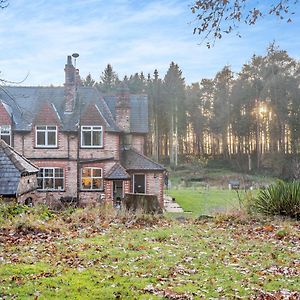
left=166, top=187, right=246, bottom=216
left=1, top=217, right=300, bottom=299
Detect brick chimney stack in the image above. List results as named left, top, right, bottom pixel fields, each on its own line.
left=64, top=55, right=76, bottom=113
left=116, top=83, right=130, bottom=133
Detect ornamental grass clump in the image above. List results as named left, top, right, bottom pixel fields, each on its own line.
left=252, top=180, right=300, bottom=218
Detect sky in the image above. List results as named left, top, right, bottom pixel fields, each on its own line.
left=0, top=0, right=300, bottom=86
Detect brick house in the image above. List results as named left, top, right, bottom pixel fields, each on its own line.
left=0, top=55, right=165, bottom=207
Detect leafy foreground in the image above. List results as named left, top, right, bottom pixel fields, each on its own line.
left=1, top=213, right=300, bottom=299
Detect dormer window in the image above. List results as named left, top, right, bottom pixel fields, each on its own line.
left=81, top=126, right=103, bottom=148
left=36, top=125, right=57, bottom=148
left=0, top=125, right=11, bottom=146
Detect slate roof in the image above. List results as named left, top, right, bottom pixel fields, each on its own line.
left=106, top=163, right=130, bottom=180
left=121, top=149, right=165, bottom=171
left=105, top=94, right=148, bottom=133
left=0, top=86, right=148, bottom=133
left=0, top=86, right=119, bottom=132
left=0, top=140, right=39, bottom=195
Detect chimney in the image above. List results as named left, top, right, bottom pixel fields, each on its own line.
left=115, top=83, right=130, bottom=133
left=64, top=55, right=76, bottom=113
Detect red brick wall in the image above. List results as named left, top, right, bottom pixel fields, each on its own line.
left=0, top=102, right=12, bottom=125
left=131, top=134, right=145, bottom=154
left=79, top=132, right=120, bottom=160
left=146, top=172, right=164, bottom=207
left=34, top=102, right=60, bottom=125
left=81, top=104, right=107, bottom=126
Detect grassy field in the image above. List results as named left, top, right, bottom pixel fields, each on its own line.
left=166, top=188, right=244, bottom=216
left=1, top=215, right=300, bottom=299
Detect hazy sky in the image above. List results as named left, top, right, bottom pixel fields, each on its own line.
left=0, top=0, right=299, bottom=86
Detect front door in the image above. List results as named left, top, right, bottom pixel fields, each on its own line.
left=113, top=181, right=123, bottom=208
left=133, top=174, right=145, bottom=194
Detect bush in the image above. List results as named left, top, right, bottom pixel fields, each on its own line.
left=250, top=180, right=300, bottom=218
left=0, top=202, right=29, bottom=220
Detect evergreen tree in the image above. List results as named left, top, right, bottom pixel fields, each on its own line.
left=82, top=73, right=96, bottom=87
left=98, top=64, right=119, bottom=93
left=163, top=62, right=186, bottom=166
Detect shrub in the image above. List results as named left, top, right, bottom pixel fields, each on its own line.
left=0, top=202, right=29, bottom=220
left=250, top=180, right=300, bottom=218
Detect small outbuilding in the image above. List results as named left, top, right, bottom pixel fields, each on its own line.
left=0, top=140, right=39, bottom=203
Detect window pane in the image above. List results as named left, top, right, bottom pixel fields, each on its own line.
left=92, top=178, right=102, bottom=189
left=82, top=131, right=92, bottom=146
left=82, top=178, right=91, bottom=189
left=37, top=178, right=43, bottom=189
left=55, top=168, right=63, bottom=177
left=93, top=168, right=102, bottom=177
left=92, top=131, right=101, bottom=146
left=54, top=179, right=64, bottom=190
left=47, top=131, right=56, bottom=146
left=44, top=178, right=54, bottom=189
left=37, top=132, right=45, bottom=145
left=44, top=168, right=53, bottom=177
left=47, top=126, right=56, bottom=130
left=36, top=126, right=46, bottom=130
left=82, top=168, right=91, bottom=177
left=0, top=125, right=10, bottom=134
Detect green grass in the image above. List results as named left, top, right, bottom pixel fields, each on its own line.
left=166, top=187, right=244, bottom=216
left=1, top=219, right=300, bottom=299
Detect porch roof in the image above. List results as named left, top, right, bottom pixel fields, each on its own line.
left=106, top=163, right=130, bottom=180
left=121, top=149, right=165, bottom=171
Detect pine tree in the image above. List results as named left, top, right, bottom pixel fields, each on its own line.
left=98, top=64, right=119, bottom=93
left=82, top=73, right=96, bottom=87
left=163, top=62, right=186, bottom=167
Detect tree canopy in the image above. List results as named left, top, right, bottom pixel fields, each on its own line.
left=191, top=0, right=299, bottom=47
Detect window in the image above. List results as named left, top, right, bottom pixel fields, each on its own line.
left=36, top=125, right=57, bottom=147
left=81, top=167, right=103, bottom=190
left=133, top=174, right=146, bottom=194
left=0, top=125, right=11, bottom=145
left=37, top=168, right=64, bottom=191
left=81, top=126, right=103, bottom=147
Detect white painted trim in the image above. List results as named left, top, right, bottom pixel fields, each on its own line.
left=35, top=125, right=58, bottom=148
left=80, top=125, right=103, bottom=148
left=81, top=167, right=104, bottom=191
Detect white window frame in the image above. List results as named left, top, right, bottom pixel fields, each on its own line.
left=133, top=173, right=146, bottom=194
left=81, top=126, right=103, bottom=148
left=81, top=167, right=103, bottom=191
left=0, top=125, right=11, bottom=146
left=35, top=125, right=57, bottom=148
left=37, top=167, right=64, bottom=191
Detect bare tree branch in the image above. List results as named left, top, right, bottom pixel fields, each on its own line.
left=191, top=0, right=299, bottom=48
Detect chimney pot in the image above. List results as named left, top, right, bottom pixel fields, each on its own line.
left=67, top=55, right=72, bottom=65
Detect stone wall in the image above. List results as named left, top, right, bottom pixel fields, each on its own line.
left=17, top=173, right=37, bottom=196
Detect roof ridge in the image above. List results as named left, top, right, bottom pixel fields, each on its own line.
left=0, top=140, right=39, bottom=173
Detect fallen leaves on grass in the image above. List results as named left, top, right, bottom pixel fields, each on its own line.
left=144, top=284, right=193, bottom=299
